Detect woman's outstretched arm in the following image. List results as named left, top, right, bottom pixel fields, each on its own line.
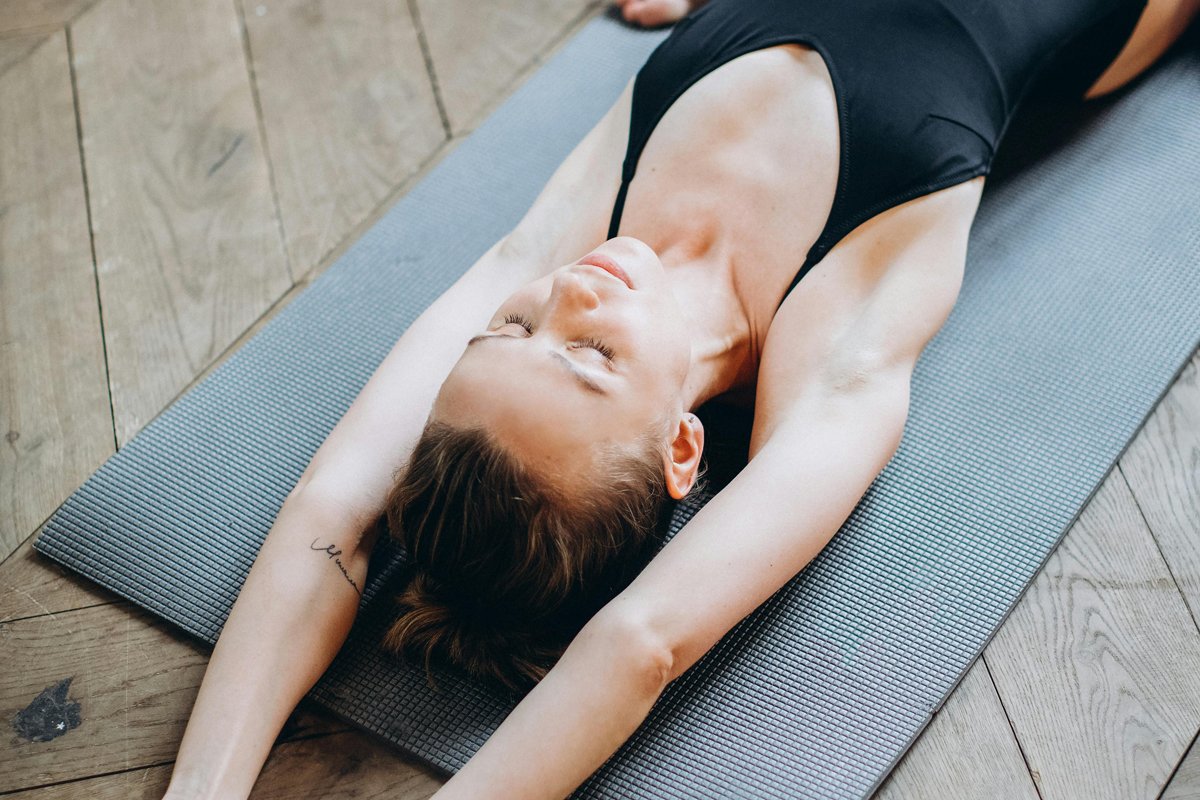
left=163, top=73, right=639, bottom=799
left=161, top=234, right=544, bottom=800
left=433, top=172, right=978, bottom=800
left=433, top=362, right=913, bottom=800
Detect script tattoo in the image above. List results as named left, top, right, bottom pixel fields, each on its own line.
left=310, top=539, right=362, bottom=596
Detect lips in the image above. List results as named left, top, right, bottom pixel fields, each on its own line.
left=575, top=252, right=634, bottom=290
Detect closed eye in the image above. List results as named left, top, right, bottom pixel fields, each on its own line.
left=574, top=336, right=615, bottom=361
left=503, top=312, right=533, bottom=334
left=502, top=313, right=614, bottom=363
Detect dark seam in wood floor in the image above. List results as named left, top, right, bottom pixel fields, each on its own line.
left=405, top=0, right=452, bottom=139
left=1117, top=462, right=1200, bottom=637
left=0, top=600, right=118, bottom=627
left=232, top=0, right=295, bottom=285
left=1157, top=725, right=1200, bottom=800
left=0, top=757, right=177, bottom=796
left=54, top=128, right=456, bottom=472
left=981, top=654, right=1046, bottom=800
left=64, top=24, right=119, bottom=457
left=453, top=1, right=609, bottom=138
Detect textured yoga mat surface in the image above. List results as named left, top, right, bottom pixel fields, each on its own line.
left=35, top=11, right=1200, bottom=800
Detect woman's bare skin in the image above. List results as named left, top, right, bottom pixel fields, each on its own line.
left=613, top=0, right=703, bottom=27
left=164, top=1, right=1198, bottom=798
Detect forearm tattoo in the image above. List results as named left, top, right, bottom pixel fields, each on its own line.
left=310, top=539, right=362, bottom=596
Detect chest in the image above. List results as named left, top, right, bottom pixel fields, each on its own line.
left=611, top=44, right=841, bottom=319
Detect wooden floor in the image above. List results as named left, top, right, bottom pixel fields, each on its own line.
left=1, top=1, right=1197, bottom=797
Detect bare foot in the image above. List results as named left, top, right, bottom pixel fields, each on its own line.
left=612, top=0, right=704, bottom=28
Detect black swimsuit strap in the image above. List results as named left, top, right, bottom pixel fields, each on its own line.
left=608, top=0, right=1146, bottom=312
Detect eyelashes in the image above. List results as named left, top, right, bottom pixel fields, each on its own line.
left=502, top=312, right=615, bottom=361
left=577, top=335, right=616, bottom=361
left=503, top=312, right=533, bottom=333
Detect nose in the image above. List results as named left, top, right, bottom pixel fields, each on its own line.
left=548, top=268, right=602, bottom=313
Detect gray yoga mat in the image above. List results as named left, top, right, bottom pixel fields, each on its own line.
left=35, top=10, right=1200, bottom=799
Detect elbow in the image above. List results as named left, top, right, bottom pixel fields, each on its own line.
left=281, top=477, right=378, bottom=553
left=585, top=607, right=676, bottom=695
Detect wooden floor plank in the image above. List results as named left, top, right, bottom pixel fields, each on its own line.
left=0, top=534, right=117, bottom=623
left=1162, top=732, right=1200, bottom=800
left=1119, top=350, right=1200, bottom=628
left=5, top=1, right=1196, bottom=795
left=984, top=469, right=1200, bottom=800
left=241, top=0, right=445, bottom=275
left=71, top=0, right=291, bottom=446
left=0, top=30, right=51, bottom=77
left=0, top=30, right=112, bottom=564
left=4, top=730, right=444, bottom=799
left=873, top=657, right=1039, bottom=799
left=248, top=730, right=443, bottom=799
left=0, top=601, right=348, bottom=793
left=0, top=0, right=94, bottom=33
left=0, top=602, right=211, bottom=792
left=414, top=0, right=596, bottom=135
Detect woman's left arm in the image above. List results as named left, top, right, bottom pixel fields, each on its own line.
left=433, top=359, right=914, bottom=799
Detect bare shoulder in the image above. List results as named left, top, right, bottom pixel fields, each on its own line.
left=750, top=177, right=985, bottom=452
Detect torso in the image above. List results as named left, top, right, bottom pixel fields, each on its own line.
left=518, top=0, right=1193, bottom=418
left=614, top=42, right=841, bottom=406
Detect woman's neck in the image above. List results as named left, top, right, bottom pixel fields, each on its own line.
left=655, top=232, right=762, bottom=411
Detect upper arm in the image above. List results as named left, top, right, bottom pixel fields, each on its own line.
left=611, top=183, right=988, bottom=680
left=609, top=369, right=912, bottom=683
left=288, top=82, right=635, bottom=548
left=750, top=177, right=982, bottom=450
left=292, top=235, right=545, bottom=545
left=285, top=82, right=633, bottom=551
left=501, top=78, right=634, bottom=270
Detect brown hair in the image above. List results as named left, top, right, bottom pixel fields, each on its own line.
left=381, top=417, right=704, bottom=695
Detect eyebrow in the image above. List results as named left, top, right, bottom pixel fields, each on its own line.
left=466, top=334, right=609, bottom=396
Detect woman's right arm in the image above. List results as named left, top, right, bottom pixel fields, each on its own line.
left=164, top=79, right=636, bottom=797
left=162, top=234, right=542, bottom=800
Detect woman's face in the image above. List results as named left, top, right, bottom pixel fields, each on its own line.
left=433, top=237, right=693, bottom=485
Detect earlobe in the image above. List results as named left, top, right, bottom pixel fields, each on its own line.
left=664, top=413, right=705, bottom=500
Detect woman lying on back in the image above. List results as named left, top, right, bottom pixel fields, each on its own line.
left=164, top=0, right=1197, bottom=796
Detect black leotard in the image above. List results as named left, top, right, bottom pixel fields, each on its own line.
left=607, top=0, right=1148, bottom=311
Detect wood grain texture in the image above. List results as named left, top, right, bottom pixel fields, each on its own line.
left=0, top=534, right=117, bottom=623
left=873, top=657, right=1039, bottom=800
left=0, top=30, right=50, bottom=76
left=251, top=729, right=443, bottom=799
left=0, top=601, right=348, bottom=793
left=3, top=730, right=443, bottom=799
left=241, top=0, right=445, bottom=275
left=71, top=0, right=290, bottom=446
left=0, top=30, right=112, bottom=563
left=984, top=469, right=1200, bottom=800
left=413, top=0, right=596, bottom=134
left=0, top=0, right=94, bottom=33
left=0, top=601, right=210, bottom=791
left=1162, top=732, right=1200, bottom=800
left=1119, top=349, right=1200, bottom=627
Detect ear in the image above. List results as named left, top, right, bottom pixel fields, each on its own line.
left=663, top=413, right=705, bottom=500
